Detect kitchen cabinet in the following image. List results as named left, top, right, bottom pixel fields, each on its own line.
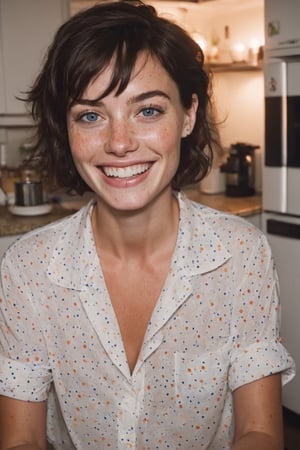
left=265, top=0, right=300, bottom=57
left=0, top=0, right=69, bottom=116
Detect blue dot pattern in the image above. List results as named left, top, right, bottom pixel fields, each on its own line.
left=0, top=192, right=295, bottom=449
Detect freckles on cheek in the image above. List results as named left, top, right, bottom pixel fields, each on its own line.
left=69, top=134, right=91, bottom=160
left=67, top=122, right=90, bottom=158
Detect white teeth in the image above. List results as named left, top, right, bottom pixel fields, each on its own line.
left=103, top=163, right=151, bottom=179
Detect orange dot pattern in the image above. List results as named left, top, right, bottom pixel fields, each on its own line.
left=0, top=194, right=295, bottom=449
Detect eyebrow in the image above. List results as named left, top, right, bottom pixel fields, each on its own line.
left=128, top=90, right=171, bottom=104
left=72, top=90, right=170, bottom=107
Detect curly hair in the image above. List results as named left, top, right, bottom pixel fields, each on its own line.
left=26, top=0, right=217, bottom=194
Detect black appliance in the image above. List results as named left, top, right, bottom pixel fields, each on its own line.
left=221, top=142, right=259, bottom=197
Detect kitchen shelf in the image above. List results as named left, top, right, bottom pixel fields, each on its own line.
left=206, top=62, right=263, bottom=73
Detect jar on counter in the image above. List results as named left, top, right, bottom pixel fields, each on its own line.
left=14, top=180, right=44, bottom=207
left=16, top=165, right=47, bottom=206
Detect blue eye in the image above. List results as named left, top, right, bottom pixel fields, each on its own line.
left=82, top=112, right=99, bottom=122
left=141, top=107, right=160, bottom=118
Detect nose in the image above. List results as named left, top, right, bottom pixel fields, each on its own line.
left=105, top=119, right=138, bottom=156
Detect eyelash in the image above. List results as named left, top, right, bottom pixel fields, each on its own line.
left=74, top=104, right=165, bottom=123
left=77, top=111, right=99, bottom=122
left=139, top=105, right=164, bottom=118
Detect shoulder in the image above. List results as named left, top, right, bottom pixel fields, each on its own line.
left=179, top=192, right=269, bottom=256
left=180, top=192, right=262, bottom=235
left=2, top=202, right=93, bottom=265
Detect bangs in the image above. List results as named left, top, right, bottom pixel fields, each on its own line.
left=67, top=26, right=152, bottom=106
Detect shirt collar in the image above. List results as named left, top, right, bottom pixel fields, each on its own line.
left=47, top=200, right=100, bottom=290
left=47, top=193, right=232, bottom=290
left=171, top=191, right=232, bottom=278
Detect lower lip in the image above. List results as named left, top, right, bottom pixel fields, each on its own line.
left=101, top=166, right=151, bottom=188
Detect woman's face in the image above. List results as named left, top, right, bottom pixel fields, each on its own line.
left=67, top=52, right=197, bottom=213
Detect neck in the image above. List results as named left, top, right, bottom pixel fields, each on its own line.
left=91, top=192, right=179, bottom=261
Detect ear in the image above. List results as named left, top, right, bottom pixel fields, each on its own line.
left=181, top=93, right=198, bottom=138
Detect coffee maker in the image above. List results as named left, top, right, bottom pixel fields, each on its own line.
left=221, top=142, right=259, bottom=197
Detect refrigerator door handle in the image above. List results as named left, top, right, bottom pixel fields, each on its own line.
left=267, top=219, right=300, bottom=239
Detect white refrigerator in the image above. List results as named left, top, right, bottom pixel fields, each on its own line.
left=263, top=0, right=300, bottom=414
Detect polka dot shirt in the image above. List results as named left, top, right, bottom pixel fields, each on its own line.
left=0, top=192, right=295, bottom=449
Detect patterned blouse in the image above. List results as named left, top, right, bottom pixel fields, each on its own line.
left=0, top=192, right=295, bottom=449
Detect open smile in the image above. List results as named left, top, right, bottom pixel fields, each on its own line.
left=102, top=163, right=152, bottom=179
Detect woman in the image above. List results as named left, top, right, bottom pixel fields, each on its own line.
left=0, top=2, right=295, bottom=449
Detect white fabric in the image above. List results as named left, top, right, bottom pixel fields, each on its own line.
left=0, top=192, right=295, bottom=449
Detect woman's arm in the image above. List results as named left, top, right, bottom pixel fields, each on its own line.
left=0, top=395, right=47, bottom=450
left=232, top=373, right=284, bottom=450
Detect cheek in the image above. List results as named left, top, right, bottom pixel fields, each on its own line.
left=156, top=128, right=182, bottom=174
left=142, top=122, right=183, bottom=150
left=161, top=127, right=184, bottom=156
left=68, top=129, right=96, bottom=162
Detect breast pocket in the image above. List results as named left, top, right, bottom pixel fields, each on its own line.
left=174, top=347, right=230, bottom=437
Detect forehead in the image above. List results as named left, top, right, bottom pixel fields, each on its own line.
left=83, top=52, right=178, bottom=101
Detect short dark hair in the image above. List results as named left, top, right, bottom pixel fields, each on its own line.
left=26, top=0, right=217, bottom=194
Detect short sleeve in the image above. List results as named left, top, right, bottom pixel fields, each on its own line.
left=0, top=355, right=51, bottom=401
left=228, top=232, right=295, bottom=391
left=0, top=251, right=52, bottom=401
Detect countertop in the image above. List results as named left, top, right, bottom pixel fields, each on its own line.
left=0, top=205, right=72, bottom=237
left=0, top=188, right=262, bottom=238
left=183, top=186, right=262, bottom=217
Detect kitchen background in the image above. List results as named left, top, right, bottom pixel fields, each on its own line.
left=0, top=0, right=299, bottom=446
left=0, top=0, right=264, bottom=193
